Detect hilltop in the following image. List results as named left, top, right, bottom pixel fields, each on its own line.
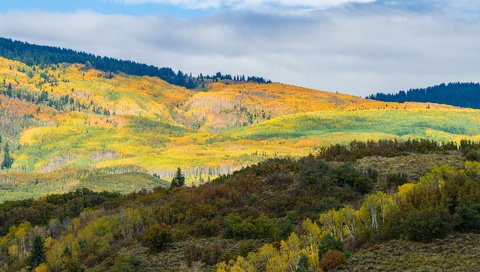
left=0, top=37, right=270, bottom=89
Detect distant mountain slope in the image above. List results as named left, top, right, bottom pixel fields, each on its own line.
left=0, top=56, right=386, bottom=131
left=2, top=45, right=480, bottom=201
left=368, top=82, right=480, bottom=109
left=0, top=37, right=270, bottom=89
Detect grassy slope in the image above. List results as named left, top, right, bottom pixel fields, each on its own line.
left=0, top=170, right=167, bottom=202
left=229, top=109, right=480, bottom=143
left=339, top=233, right=480, bottom=272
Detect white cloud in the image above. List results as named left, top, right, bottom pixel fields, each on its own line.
left=0, top=1, right=479, bottom=96
left=119, top=0, right=375, bottom=10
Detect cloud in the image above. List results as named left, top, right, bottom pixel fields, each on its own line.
left=118, top=0, right=376, bottom=11
left=0, top=1, right=479, bottom=96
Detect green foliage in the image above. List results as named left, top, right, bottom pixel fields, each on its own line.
left=1, top=143, right=13, bottom=169
left=318, top=235, right=345, bottom=259
left=0, top=188, right=121, bottom=235
left=386, top=172, right=409, bottom=187
left=28, top=235, right=46, bottom=269
left=296, top=254, right=309, bottom=272
left=170, top=167, right=185, bottom=189
left=319, top=139, right=460, bottom=162
left=402, top=207, right=451, bottom=242
left=141, top=224, right=172, bottom=253
left=454, top=203, right=480, bottom=233
left=332, top=163, right=374, bottom=194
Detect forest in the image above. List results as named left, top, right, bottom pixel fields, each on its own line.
left=1, top=139, right=480, bottom=271
left=368, top=82, right=480, bottom=109
left=0, top=38, right=271, bottom=89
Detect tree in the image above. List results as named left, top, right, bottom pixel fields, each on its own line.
left=1, top=143, right=13, bottom=169
left=318, top=235, right=344, bottom=259
left=296, top=254, right=309, bottom=272
left=171, top=167, right=185, bottom=188
left=28, top=235, right=46, bottom=270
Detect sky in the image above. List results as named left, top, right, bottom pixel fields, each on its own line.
left=0, top=0, right=479, bottom=96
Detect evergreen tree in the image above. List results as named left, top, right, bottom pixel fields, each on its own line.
left=171, top=167, right=185, bottom=188
left=1, top=143, right=13, bottom=169
left=28, top=235, right=46, bottom=269
left=296, top=254, right=309, bottom=272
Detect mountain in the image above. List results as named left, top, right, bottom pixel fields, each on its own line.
left=368, top=82, right=480, bottom=109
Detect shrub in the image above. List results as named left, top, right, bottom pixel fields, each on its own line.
left=454, top=203, right=480, bottom=233
left=141, top=224, right=172, bottom=252
left=319, top=250, right=346, bottom=271
left=193, top=218, right=221, bottom=237
left=465, top=149, right=480, bottom=161
left=318, top=235, right=345, bottom=259
left=386, top=173, right=409, bottom=187
left=184, top=244, right=224, bottom=266
left=333, top=164, right=373, bottom=194
left=402, top=207, right=450, bottom=242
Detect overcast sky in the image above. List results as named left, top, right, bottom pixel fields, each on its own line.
left=0, top=0, right=479, bottom=96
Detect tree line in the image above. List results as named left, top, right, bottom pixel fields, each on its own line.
left=367, top=82, right=480, bottom=109
left=0, top=38, right=271, bottom=89
left=318, top=138, right=478, bottom=162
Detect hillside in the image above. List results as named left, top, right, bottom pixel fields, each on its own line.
left=1, top=52, right=480, bottom=201
left=1, top=140, right=480, bottom=271
left=338, top=233, right=480, bottom=271
left=0, top=37, right=270, bottom=89
left=368, top=82, right=480, bottom=109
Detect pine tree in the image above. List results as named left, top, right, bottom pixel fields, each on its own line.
left=171, top=167, right=185, bottom=188
left=296, top=254, right=309, bottom=272
left=1, top=143, right=13, bottom=169
left=28, top=235, right=46, bottom=269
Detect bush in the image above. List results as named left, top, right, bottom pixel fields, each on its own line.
left=402, top=207, right=450, bottom=242
left=386, top=173, right=409, bottom=187
left=319, top=250, right=346, bottom=271
left=184, top=244, right=224, bottom=266
left=465, top=149, right=480, bottom=161
left=333, top=164, right=374, bottom=194
left=318, top=235, right=345, bottom=259
left=454, top=203, right=480, bottom=233
left=141, top=224, right=172, bottom=253
left=193, top=218, right=221, bottom=237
